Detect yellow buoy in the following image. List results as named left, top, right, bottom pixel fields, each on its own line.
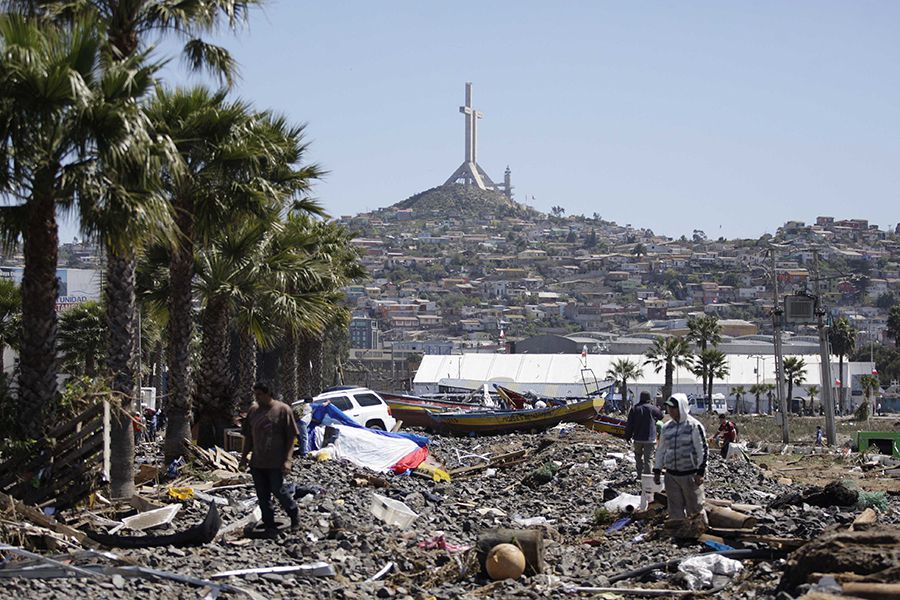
left=486, top=543, right=526, bottom=580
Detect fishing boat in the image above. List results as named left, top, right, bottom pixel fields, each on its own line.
left=424, top=396, right=599, bottom=435
left=587, top=414, right=627, bottom=438
left=379, top=392, right=487, bottom=428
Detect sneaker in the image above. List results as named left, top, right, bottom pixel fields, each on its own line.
left=263, top=526, right=279, bottom=539
left=289, top=519, right=300, bottom=532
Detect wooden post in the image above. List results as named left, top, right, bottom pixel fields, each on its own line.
left=102, top=399, right=111, bottom=482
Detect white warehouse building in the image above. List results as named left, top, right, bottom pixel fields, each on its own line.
left=413, top=353, right=876, bottom=411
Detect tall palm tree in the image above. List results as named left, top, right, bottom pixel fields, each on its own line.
left=806, top=384, right=819, bottom=415
left=605, top=358, right=643, bottom=410
left=687, top=315, right=722, bottom=406
left=194, top=214, right=333, bottom=446
left=0, top=14, right=155, bottom=438
left=144, top=87, right=269, bottom=461
left=644, top=336, right=692, bottom=401
left=730, top=385, right=746, bottom=415
left=58, top=301, right=106, bottom=377
left=749, top=382, right=767, bottom=415
left=764, top=383, right=776, bottom=414
left=829, top=316, right=856, bottom=414
left=859, top=374, right=879, bottom=419
left=887, top=306, right=900, bottom=348
left=692, top=348, right=728, bottom=412
left=783, top=356, right=807, bottom=415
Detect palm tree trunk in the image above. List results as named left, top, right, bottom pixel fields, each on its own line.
left=18, top=179, right=59, bottom=440
left=195, top=298, right=232, bottom=448
left=280, top=330, right=297, bottom=403
left=238, top=331, right=257, bottom=411
left=164, top=200, right=194, bottom=463
left=310, top=335, right=324, bottom=395
left=297, top=337, right=312, bottom=397
left=106, top=251, right=139, bottom=498
left=663, top=362, right=673, bottom=401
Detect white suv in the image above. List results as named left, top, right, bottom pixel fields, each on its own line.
left=309, top=387, right=397, bottom=431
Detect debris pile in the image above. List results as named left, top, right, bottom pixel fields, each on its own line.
left=0, top=423, right=897, bottom=598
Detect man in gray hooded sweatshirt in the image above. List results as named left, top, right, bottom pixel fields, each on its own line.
left=653, top=393, right=708, bottom=526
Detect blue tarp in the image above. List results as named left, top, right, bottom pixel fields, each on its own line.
left=307, top=402, right=429, bottom=451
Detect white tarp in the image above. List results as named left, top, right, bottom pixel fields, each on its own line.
left=312, top=424, right=422, bottom=473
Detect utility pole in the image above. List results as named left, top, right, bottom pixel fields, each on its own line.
left=813, top=250, right=837, bottom=445
left=771, top=248, right=789, bottom=443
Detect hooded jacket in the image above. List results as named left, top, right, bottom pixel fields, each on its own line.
left=654, top=393, right=709, bottom=477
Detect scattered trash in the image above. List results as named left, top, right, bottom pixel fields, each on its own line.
left=485, top=543, right=526, bottom=580
left=603, top=493, right=642, bottom=513
left=370, top=493, right=418, bottom=529
left=418, top=533, right=472, bottom=552
left=677, top=553, right=743, bottom=590
left=605, top=517, right=631, bottom=533
left=211, top=562, right=335, bottom=578
left=168, top=487, right=195, bottom=501
left=87, top=502, right=221, bottom=549
left=513, top=515, right=554, bottom=527
left=109, top=504, right=181, bottom=534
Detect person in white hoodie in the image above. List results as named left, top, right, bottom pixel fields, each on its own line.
left=653, top=393, right=709, bottom=526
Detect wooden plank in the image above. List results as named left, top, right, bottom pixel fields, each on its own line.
left=102, top=400, right=111, bottom=482
left=45, top=402, right=105, bottom=440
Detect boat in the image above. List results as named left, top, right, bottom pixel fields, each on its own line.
left=424, top=396, right=600, bottom=435
left=588, top=414, right=627, bottom=438
left=380, top=392, right=487, bottom=428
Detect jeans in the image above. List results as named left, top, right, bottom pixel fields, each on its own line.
left=297, top=421, right=309, bottom=455
left=250, top=467, right=298, bottom=528
left=633, top=441, right=655, bottom=477
left=664, top=473, right=706, bottom=522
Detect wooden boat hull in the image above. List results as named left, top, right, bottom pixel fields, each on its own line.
left=381, top=393, right=485, bottom=428
left=588, top=415, right=627, bottom=438
left=425, top=397, right=599, bottom=435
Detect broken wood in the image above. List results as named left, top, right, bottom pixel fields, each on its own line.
left=476, top=528, right=544, bottom=575
left=852, top=508, right=878, bottom=530
left=841, top=582, right=900, bottom=600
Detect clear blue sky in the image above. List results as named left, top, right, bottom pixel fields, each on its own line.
left=65, top=1, right=900, bottom=242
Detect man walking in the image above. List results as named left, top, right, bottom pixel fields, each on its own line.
left=654, top=394, right=709, bottom=530
left=240, top=382, right=300, bottom=536
left=625, top=391, right=663, bottom=478
left=712, top=413, right=738, bottom=459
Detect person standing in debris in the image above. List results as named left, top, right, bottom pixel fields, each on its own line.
left=712, top=413, right=738, bottom=459
left=624, top=391, right=663, bottom=478
left=239, top=382, right=300, bottom=535
left=654, top=394, right=709, bottom=527
left=815, top=425, right=824, bottom=447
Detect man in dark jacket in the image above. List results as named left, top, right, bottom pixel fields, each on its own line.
left=625, top=391, right=664, bottom=478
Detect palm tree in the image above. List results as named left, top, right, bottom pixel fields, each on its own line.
left=687, top=315, right=722, bottom=406
left=605, top=358, right=643, bottom=410
left=0, top=14, right=155, bottom=438
left=292, top=217, right=365, bottom=398
left=749, top=383, right=767, bottom=415
left=730, top=385, right=746, bottom=415
left=859, top=374, right=879, bottom=419
left=692, top=348, right=727, bottom=412
left=764, top=383, right=776, bottom=414
left=58, top=301, right=106, bottom=377
left=783, top=356, right=807, bottom=415
left=829, top=316, right=856, bottom=414
left=644, top=336, right=692, bottom=401
left=887, top=305, right=900, bottom=348
left=193, top=214, right=333, bottom=446
left=806, top=384, right=820, bottom=415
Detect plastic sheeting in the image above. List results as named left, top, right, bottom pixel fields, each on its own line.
left=311, top=424, right=427, bottom=473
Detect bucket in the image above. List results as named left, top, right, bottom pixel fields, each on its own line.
left=640, top=474, right=664, bottom=510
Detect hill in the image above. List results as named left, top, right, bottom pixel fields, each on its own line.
left=392, top=184, right=538, bottom=219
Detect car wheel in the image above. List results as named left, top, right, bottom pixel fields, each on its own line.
left=366, top=420, right=385, bottom=430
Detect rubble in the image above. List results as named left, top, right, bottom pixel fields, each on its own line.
left=0, top=424, right=897, bottom=598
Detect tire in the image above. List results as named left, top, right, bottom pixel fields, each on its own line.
left=366, top=420, right=385, bottom=430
